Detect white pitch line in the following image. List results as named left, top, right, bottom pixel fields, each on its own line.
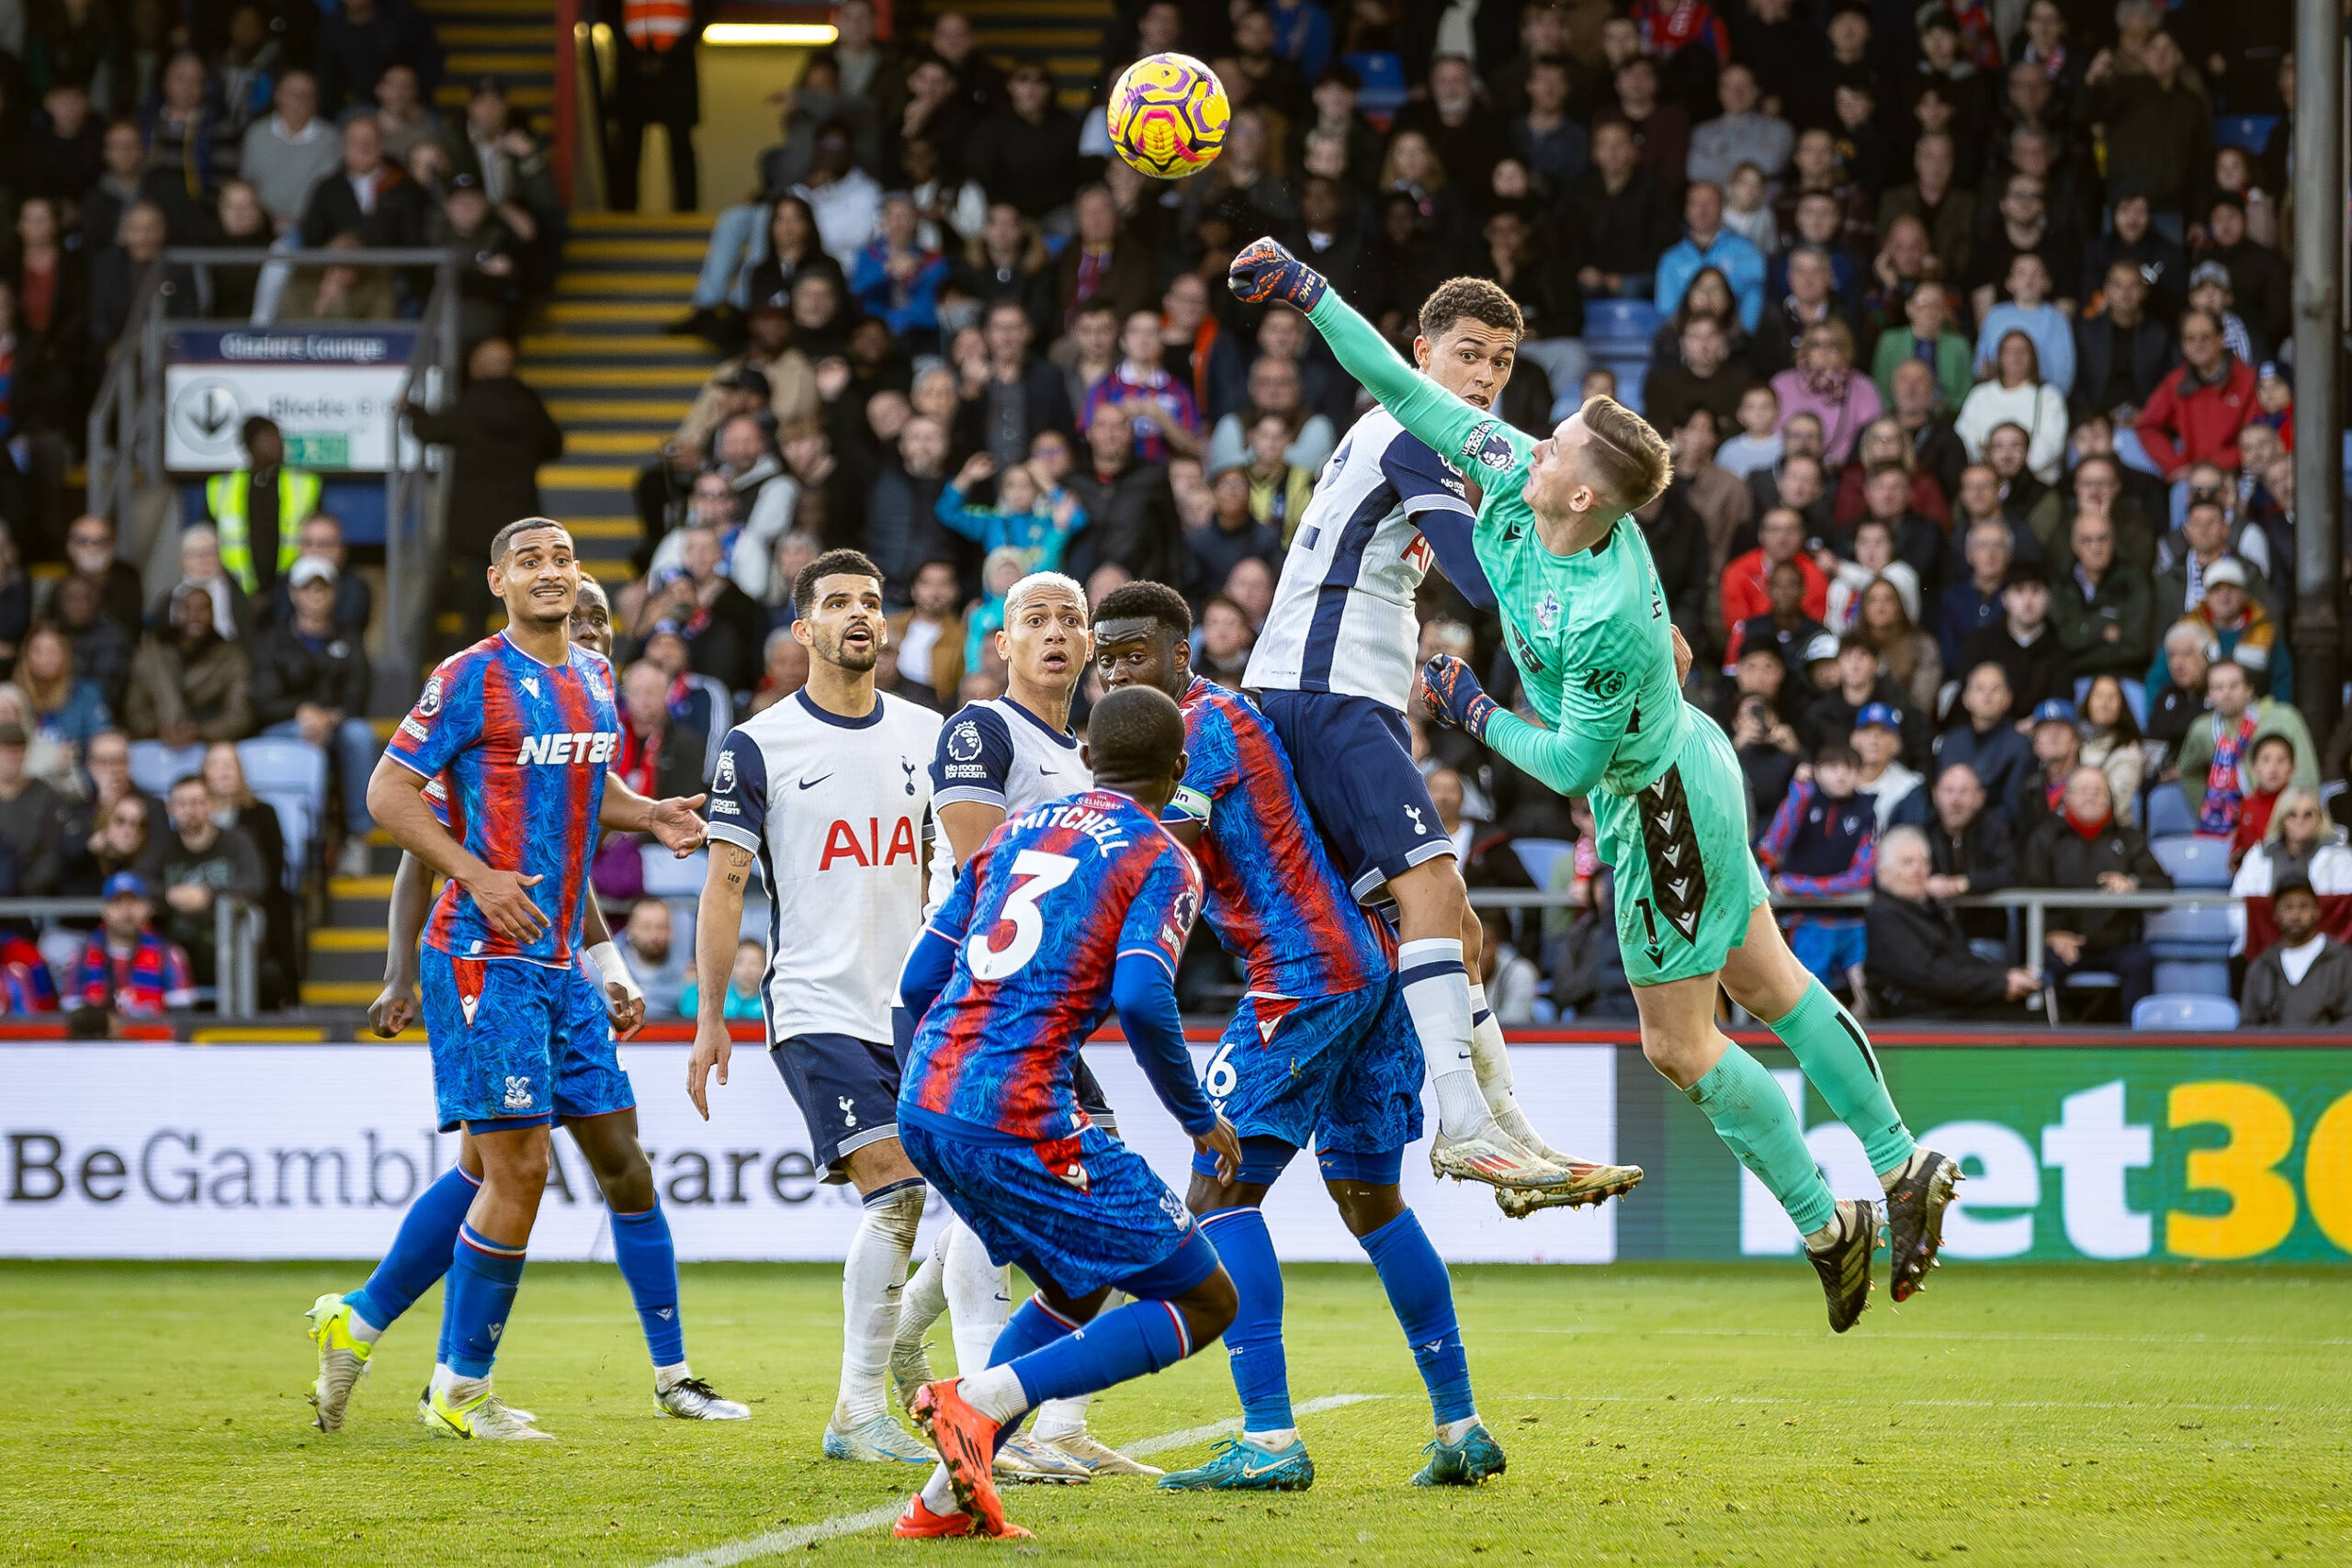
left=642, top=1393, right=1388, bottom=1568
left=1508, top=1393, right=2333, bottom=1416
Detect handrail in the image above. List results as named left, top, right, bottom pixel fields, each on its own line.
left=0, top=895, right=260, bottom=1016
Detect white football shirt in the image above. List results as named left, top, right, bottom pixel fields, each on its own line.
left=923, top=694, right=1089, bottom=910
left=705, top=689, right=942, bottom=1043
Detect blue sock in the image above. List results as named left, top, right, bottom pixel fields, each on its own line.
left=981, top=1295, right=1081, bottom=1455
left=1360, top=1211, right=1475, bottom=1427
left=1198, top=1208, right=1290, bottom=1434
left=609, top=1204, right=684, bottom=1368
left=345, top=1164, right=478, bottom=1331
left=442, top=1224, right=527, bottom=1379
left=1007, top=1298, right=1192, bottom=1407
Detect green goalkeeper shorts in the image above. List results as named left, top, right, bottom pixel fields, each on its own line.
left=1589, top=707, right=1773, bottom=987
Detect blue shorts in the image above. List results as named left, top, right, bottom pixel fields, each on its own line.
left=553, top=970, right=636, bottom=1123
left=1788, top=918, right=1869, bottom=985
left=773, top=1033, right=901, bottom=1181
left=1189, top=981, right=1424, bottom=1183
left=1254, top=689, right=1453, bottom=905
left=899, top=1120, right=1205, bottom=1299
left=423, top=951, right=567, bottom=1133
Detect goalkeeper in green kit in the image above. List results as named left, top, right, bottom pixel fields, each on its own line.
left=1229, top=239, right=1960, bottom=1329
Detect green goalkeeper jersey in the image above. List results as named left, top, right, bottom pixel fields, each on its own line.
left=1304, top=291, right=1690, bottom=803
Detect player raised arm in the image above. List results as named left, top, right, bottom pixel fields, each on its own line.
left=1420, top=639, right=1632, bottom=800
left=1228, top=238, right=1533, bottom=485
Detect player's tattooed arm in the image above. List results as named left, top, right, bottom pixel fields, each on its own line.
left=367, top=756, right=548, bottom=943
left=368, top=852, right=435, bottom=1037
left=687, top=841, right=756, bottom=1119
left=601, top=774, right=708, bottom=857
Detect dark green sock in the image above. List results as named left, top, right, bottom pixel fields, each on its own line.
left=1685, top=1043, right=1838, bottom=1236
left=1768, top=980, right=1917, bottom=1177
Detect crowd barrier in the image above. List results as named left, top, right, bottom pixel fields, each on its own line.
left=0, top=897, right=260, bottom=1017
left=6, top=1034, right=2345, bottom=1266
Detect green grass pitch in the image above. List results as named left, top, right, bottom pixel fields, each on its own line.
left=3, top=1260, right=2347, bottom=1566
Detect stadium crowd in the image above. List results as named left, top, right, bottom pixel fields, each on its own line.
left=0, top=0, right=2346, bottom=1027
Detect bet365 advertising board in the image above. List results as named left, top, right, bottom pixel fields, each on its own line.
left=4, top=1042, right=2346, bottom=1265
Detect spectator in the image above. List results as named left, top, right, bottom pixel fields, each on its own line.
left=1719, top=642, right=1804, bottom=822
left=17, top=624, right=111, bottom=753
left=2074, top=261, right=2173, bottom=430
left=204, top=415, right=319, bottom=605
left=681, top=937, right=771, bottom=1021
left=1645, top=316, right=1752, bottom=433
left=1805, top=630, right=1928, bottom=764
left=2175, top=659, right=2317, bottom=834
left=616, top=897, right=690, bottom=1018
left=1656, top=181, right=1765, bottom=331
left=2200, top=194, right=2289, bottom=360
left=939, top=452, right=1083, bottom=573
left=2052, top=451, right=2160, bottom=581
left=1852, top=701, right=1925, bottom=829
left=2081, top=188, right=2188, bottom=321
left=849, top=193, right=948, bottom=344
left=128, top=583, right=254, bottom=744
left=789, top=122, right=885, bottom=268
left=1729, top=558, right=1826, bottom=682
left=1930, top=511, right=2008, bottom=667
left=2152, top=494, right=2262, bottom=622
left=251, top=557, right=376, bottom=875
left=26, top=85, right=105, bottom=207
left=1750, top=245, right=1847, bottom=381
left=2182, top=261, right=2257, bottom=366
left=2168, top=556, right=2287, bottom=701
left=1757, top=741, right=1878, bottom=995
left=2133, top=309, right=2255, bottom=481
left=2051, top=510, right=2151, bottom=679
left=1869, top=285, right=1971, bottom=413
left=74, top=873, right=196, bottom=1018
left=965, top=63, right=1080, bottom=222
left=1865, top=825, right=2043, bottom=1018
left=298, top=116, right=429, bottom=249
left=239, top=70, right=339, bottom=232
left=256, top=514, right=368, bottom=635
left=401, top=336, right=564, bottom=637
left=739, top=196, right=852, bottom=321
left=1195, top=594, right=1255, bottom=687
left=1932, top=662, right=2031, bottom=810
left=2240, top=876, right=2352, bottom=1026
left=85, top=118, right=206, bottom=254
left=1921, top=761, right=2018, bottom=950
left=1561, top=118, right=1678, bottom=298
left=1974, top=251, right=2075, bottom=397
left=1597, top=52, right=1688, bottom=195
left=1967, top=171, right=2077, bottom=327
left=1082, top=309, right=1203, bottom=464
left=200, top=739, right=292, bottom=1004
left=1715, top=383, right=1782, bottom=479
left=1667, top=404, right=1754, bottom=583
left=50, top=578, right=133, bottom=719
left=2076, top=674, right=2148, bottom=824
left=637, top=525, right=766, bottom=694
left=1240, top=415, right=1317, bottom=542
left=2223, top=733, right=2301, bottom=866
left=2014, top=695, right=2086, bottom=839
left=2082, top=29, right=2208, bottom=231
left=2232, top=789, right=2352, bottom=959
left=1877, top=130, right=1973, bottom=288
left=1768, top=320, right=1880, bottom=466
left=1057, top=184, right=1154, bottom=329
left=1512, top=56, right=1590, bottom=195
left=1721, top=505, right=1827, bottom=647
left=1204, top=355, right=1337, bottom=475
left=89, top=201, right=200, bottom=353
left=598, top=0, right=702, bottom=211
left=1688, top=62, right=1790, bottom=188
left=1067, top=402, right=1182, bottom=587
left=158, top=773, right=265, bottom=991
left=749, top=625, right=811, bottom=715
left=864, top=415, right=956, bottom=606
left=1853, top=577, right=1941, bottom=718
left=0, top=723, right=63, bottom=895
left=886, top=558, right=966, bottom=709
left=1956, top=335, right=2068, bottom=484
left=2025, top=764, right=2173, bottom=1013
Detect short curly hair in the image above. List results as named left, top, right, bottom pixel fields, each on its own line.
left=1418, top=276, right=1523, bottom=344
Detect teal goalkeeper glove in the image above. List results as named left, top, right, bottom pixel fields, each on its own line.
left=1420, top=654, right=1498, bottom=740
left=1227, top=237, right=1328, bottom=311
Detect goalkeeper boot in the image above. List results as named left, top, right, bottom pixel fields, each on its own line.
left=1805, top=1198, right=1883, bottom=1334
left=1883, top=1149, right=1962, bottom=1303
left=304, top=1292, right=371, bottom=1433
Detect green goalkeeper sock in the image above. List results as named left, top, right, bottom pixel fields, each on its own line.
left=1684, top=1044, right=1838, bottom=1236
left=1766, top=979, right=1917, bottom=1178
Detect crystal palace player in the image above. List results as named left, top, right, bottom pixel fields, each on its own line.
left=1094, top=581, right=1504, bottom=1491
left=685, top=549, right=948, bottom=1466
left=306, top=578, right=746, bottom=1434
left=361, top=518, right=695, bottom=1438
left=1237, top=277, right=1634, bottom=1210
left=1236, top=240, right=1962, bottom=1326
left=891, top=686, right=1244, bottom=1540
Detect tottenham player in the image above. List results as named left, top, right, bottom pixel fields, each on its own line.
left=360, top=518, right=654, bottom=1438
left=886, top=570, right=1136, bottom=1481
left=893, top=685, right=1243, bottom=1540
left=1239, top=238, right=1962, bottom=1327
left=1240, top=279, right=1634, bottom=1209
left=1095, top=582, right=1505, bottom=1490
left=308, top=578, right=747, bottom=1431
left=686, top=549, right=947, bottom=1463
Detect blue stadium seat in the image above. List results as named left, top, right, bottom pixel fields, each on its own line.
left=2214, top=115, right=2278, bottom=152
left=641, top=845, right=708, bottom=899
left=2132, top=993, right=2240, bottom=1030
left=2152, top=959, right=2234, bottom=998
left=2151, top=834, right=2233, bottom=887
left=1584, top=298, right=1660, bottom=346
left=2144, top=903, right=2234, bottom=958
left=1511, top=837, right=1575, bottom=888
left=129, top=740, right=205, bottom=797
left=239, top=737, right=329, bottom=885
left=2144, top=786, right=2193, bottom=838
left=1341, top=52, right=1407, bottom=116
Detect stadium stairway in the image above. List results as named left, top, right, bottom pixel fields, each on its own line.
left=949, top=0, right=1110, bottom=108
left=424, top=0, right=555, bottom=118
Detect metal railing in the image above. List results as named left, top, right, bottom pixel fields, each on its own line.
left=0, top=896, right=260, bottom=1016
left=1467, top=886, right=2244, bottom=1024
left=84, top=246, right=463, bottom=713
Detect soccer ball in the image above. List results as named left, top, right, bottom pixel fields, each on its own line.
left=1107, top=52, right=1229, bottom=179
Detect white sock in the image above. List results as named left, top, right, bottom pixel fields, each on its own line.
left=838, top=1183, right=923, bottom=1426
left=1439, top=1416, right=1480, bottom=1444
left=919, top=1462, right=959, bottom=1515
left=1400, top=939, right=1487, bottom=1138
left=1033, top=1393, right=1091, bottom=1441
left=429, top=1363, right=487, bottom=1404
left=347, top=1308, right=384, bottom=1345
left=1804, top=1204, right=1848, bottom=1253
left=1244, top=1426, right=1298, bottom=1449
left=654, top=1359, right=692, bottom=1391
left=958, top=1364, right=1030, bottom=1424
left=944, top=1221, right=1012, bottom=1376
left=1467, top=989, right=1544, bottom=1148
left=1879, top=1148, right=1927, bottom=1192
left=894, top=1229, right=950, bottom=1362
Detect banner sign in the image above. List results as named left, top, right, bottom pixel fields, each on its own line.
left=0, top=1044, right=1617, bottom=1265
left=164, top=326, right=417, bottom=472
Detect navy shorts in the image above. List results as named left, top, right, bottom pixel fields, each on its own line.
left=773, top=1033, right=902, bottom=1180
left=899, top=1120, right=1211, bottom=1300
left=1189, top=980, right=1424, bottom=1182
left=1254, top=689, right=1454, bottom=905
left=423, top=950, right=569, bottom=1133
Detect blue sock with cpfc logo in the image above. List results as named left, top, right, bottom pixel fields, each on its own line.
left=609, top=1204, right=684, bottom=1367
left=1006, top=1299, right=1193, bottom=1408
left=1360, top=1211, right=1475, bottom=1427
left=442, top=1224, right=527, bottom=1379
left=1198, top=1207, right=1291, bottom=1435
left=345, top=1163, right=479, bottom=1333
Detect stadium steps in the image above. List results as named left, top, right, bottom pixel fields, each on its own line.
left=300, top=854, right=401, bottom=1005
left=938, top=0, right=1116, bottom=108
left=422, top=0, right=554, bottom=114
